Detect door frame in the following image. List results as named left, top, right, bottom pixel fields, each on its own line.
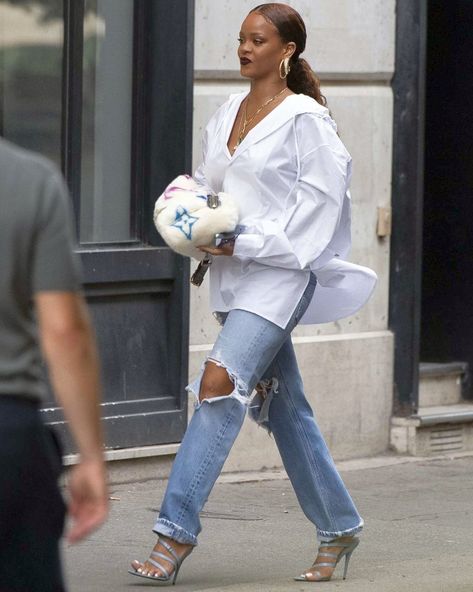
left=389, top=0, right=428, bottom=415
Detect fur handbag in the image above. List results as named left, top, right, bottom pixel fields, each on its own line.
left=153, top=175, right=239, bottom=261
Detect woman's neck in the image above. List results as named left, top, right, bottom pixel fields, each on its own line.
left=248, top=78, right=288, bottom=105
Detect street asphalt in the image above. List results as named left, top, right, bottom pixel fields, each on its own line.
left=63, top=454, right=473, bottom=592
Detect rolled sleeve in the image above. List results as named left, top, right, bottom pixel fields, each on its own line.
left=233, top=144, right=348, bottom=270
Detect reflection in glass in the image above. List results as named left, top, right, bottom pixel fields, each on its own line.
left=81, top=0, right=134, bottom=244
left=0, top=0, right=63, bottom=166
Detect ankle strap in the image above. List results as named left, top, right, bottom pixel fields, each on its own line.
left=319, top=537, right=358, bottom=549
left=159, top=539, right=179, bottom=563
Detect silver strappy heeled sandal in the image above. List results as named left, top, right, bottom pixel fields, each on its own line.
left=294, top=536, right=360, bottom=582
left=128, top=538, right=193, bottom=585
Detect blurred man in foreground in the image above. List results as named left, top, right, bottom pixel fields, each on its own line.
left=0, top=138, right=108, bottom=591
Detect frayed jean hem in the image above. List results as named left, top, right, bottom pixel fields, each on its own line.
left=317, top=520, right=364, bottom=542
left=153, top=518, right=198, bottom=546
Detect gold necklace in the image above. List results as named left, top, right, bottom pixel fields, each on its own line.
left=234, top=87, right=288, bottom=150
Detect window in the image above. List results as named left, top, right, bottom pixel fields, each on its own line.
left=0, top=0, right=64, bottom=166
left=81, top=0, right=134, bottom=243
left=0, top=0, right=137, bottom=244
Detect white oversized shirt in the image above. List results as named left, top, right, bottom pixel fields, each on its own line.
left=195, top=91, right=377, bottom=329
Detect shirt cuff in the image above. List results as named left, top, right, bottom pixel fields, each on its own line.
left=233, top=234, right=264, bottom=260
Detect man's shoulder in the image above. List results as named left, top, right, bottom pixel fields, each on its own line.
left=0, top=139, right=61, bottom=187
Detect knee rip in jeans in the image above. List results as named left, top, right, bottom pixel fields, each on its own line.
left=187, top=357, right=251, bottom=409
left=186, top=359, right=279, bottom=429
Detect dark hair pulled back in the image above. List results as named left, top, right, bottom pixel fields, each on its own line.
left=250, top=3, right=326, bottom=107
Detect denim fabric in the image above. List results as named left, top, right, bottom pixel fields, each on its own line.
left=154, top=273, right=363, bottom=545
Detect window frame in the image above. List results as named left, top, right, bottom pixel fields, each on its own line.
left=60, top=0, right=170, bottom=248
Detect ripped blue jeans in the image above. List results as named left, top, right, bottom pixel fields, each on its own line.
left=154, top=273, right=363, bottom=545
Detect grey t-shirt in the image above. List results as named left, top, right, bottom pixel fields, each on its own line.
left=0, top=139, right=82, bottom=401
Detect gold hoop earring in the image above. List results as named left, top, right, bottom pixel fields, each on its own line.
left=279, top=57, right=291, bottom=80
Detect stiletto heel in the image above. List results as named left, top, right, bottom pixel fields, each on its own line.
left=342, top=548, right=354, bottom=580
left=294, top=536, right=359, bottom=582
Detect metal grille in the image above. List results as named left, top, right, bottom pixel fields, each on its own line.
left=429, top=425, right=464, bottom=453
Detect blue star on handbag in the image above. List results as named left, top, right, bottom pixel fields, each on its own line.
left=171, top=206, right=198, bottom=240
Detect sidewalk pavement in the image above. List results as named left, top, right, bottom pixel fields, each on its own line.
left=63, top=453, right=473, bottom=592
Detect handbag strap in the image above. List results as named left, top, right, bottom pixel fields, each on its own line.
left=190, top=254, right=213, bottom=286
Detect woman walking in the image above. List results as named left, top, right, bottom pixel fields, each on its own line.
left=129, top=2, right=376, bottom=584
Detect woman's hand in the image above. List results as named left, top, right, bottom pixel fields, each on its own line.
left=198, top=241, right=234, bottom=257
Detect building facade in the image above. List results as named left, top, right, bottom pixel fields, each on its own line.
left=2, top=0, right=470, bottom=476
